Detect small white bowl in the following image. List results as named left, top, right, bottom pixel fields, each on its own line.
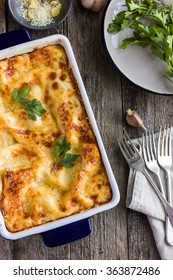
left=8, top=0, right=72, bottom=30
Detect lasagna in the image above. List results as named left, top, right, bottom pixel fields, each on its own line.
left=0, top=44, right=112, bottom=232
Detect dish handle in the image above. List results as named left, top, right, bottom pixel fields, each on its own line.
left=40, top=219, right=91, bottom=247
left=0, top=29, right=91, bottom=246
left=0, top=29, right=32, bottom=50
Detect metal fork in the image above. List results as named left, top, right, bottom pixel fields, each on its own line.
left=142, top=130, right=166, bottom=197
left=157, top=125, right=173, bottom=245
left=143, top=129, right=173, bottom=245
left=118, top=129, right=173, bottom=226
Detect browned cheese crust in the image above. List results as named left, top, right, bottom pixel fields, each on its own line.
left=0, top=45, right=112, bottom=232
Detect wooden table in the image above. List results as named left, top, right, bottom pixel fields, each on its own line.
left=2, top=0, right=171, bottom=260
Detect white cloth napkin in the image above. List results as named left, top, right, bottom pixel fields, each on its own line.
left=126, top=137, right=173, bottom=260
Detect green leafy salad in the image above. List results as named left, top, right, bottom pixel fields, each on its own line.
left=107, top=0, right=173, bottom=82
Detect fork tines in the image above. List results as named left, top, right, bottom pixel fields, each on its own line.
left=142, top=129, right=157, bottom=162
left=158, top=125, right=172, bottom=157
left=117, top=129, right=139, bottom=162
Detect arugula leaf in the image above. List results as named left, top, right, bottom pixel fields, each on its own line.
left=11, top=85, right=46, bottom=121
left=53, top=136, right=79, bottom=171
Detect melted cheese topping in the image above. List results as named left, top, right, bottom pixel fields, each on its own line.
left=0, top=45, right=112, bottom=232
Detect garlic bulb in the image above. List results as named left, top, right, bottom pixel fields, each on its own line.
left=81, top=0, right=106, bottom=12
left=126, top=109, right=147, bottom=130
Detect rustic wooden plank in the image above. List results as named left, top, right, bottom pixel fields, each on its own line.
left=11, top=235, right=71, bottom=260
left=128, top=210, right=160, bottom=260
left=153, top=94, right=173, bottom=129
left=0, top=0, right=6, bottom=33
left=0, top=237, right=11, bottom=260
left=122, top=78, right=160, bottom=259
left=122, top=77, right=173, bottom=260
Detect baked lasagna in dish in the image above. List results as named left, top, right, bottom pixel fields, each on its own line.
left=0, top=44, right=112, bottom=232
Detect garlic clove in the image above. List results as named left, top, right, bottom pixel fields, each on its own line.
left=126, top=108, right=147, bottom=131
left=81, top=0, right=106, bottom=12
left=91, top=0, right=106, bottom=12
left=81, top=0, right=95, bottom=10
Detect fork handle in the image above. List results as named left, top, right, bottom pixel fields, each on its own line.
left=142, top=169, right=173, bottom=226
left=165, top=171, right=173, bottom=245
left=155, top=173, right=166, bottom=199
left=166, top=171, right=172, bottom=205
left=166, top=216, right=173, bottom=245
left=156, top=172, right=173, bottom=245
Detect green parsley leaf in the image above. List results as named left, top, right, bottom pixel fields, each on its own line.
left=18, top=85, right=30, bottom=99
left=120, top=37, right=141, bottom=49
left=53, top=136, right=79, bottom=171
left=151, top=44, right=164, bottom=60
left=54, top=136, right=71, bottom=167
left=56, top=136, right=71, bottom=156
left=11, top=85, right=46, bottom=121
left=107, top=11, right=128, bottom=33
left=11, top=88, right=19, bottom=100
left=60, top=154, right=79, bottom=168
left=108, top=22, right=122, bottom=33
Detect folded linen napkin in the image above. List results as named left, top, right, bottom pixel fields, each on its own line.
left=126, top=136, right=173, bottom=260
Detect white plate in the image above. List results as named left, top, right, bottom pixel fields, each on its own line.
left=103, top=0, right=173, bottom=95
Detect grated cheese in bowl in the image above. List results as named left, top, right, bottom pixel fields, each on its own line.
left=19, top=0, right=61, bottom=27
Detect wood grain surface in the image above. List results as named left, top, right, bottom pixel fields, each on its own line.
left=0, top=0, right=165, bottom=260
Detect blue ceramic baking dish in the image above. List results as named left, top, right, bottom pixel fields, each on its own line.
left=0, top=30, right=120, bottom=246
left=0, top=29, right=92, bottom=247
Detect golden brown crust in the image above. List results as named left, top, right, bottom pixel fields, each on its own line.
left=0, top=45, right=112, bottom=232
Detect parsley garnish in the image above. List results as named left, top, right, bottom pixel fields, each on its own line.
left=53, top=136, right=79, bottom=171
left=107, top=0, right=173, bottom=82
left=11, top=85, right=46, bottom=121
